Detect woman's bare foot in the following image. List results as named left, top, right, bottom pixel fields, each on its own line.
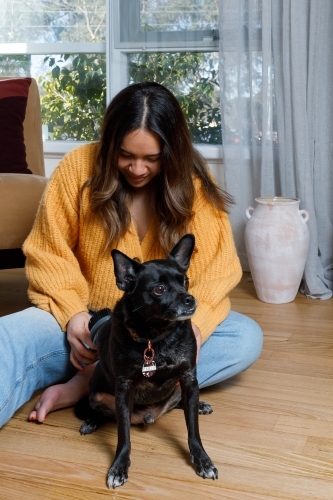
left=29, top=364, right=95, bottom=423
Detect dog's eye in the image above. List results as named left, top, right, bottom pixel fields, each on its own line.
left=153, top=284, right=166, bottom=296
left=184, top=278, right=189, bottom=290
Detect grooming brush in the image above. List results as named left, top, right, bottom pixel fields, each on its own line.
left=88, top=308, right=112, bottom=346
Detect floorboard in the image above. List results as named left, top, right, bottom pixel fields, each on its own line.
left=0, top=269, right=332, bottom=499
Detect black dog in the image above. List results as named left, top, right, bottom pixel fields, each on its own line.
left=78, top=234, right=218, bottom=488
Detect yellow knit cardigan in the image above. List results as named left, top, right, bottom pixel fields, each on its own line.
left=23, top=143, right=242, bottom=342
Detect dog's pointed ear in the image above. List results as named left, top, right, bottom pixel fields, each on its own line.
left=111, top=250, right=141, bottom=291
left=168, top=234, right=195, bottom=272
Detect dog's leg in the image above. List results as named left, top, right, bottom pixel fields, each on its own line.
left=175, top=399, right=213, bottom=415
left=79, top=411, right=104, bottom=435
left=78, top=393, right=106, bottom=435
left=180, top=376, right=218, bottom=480
left=198, top=401, right=213, bottom=414
left=106, top=380, right=134, bottom=489
left=90, top=392, right=116, bottom=418
left=79, top=392, right=118, bottom=435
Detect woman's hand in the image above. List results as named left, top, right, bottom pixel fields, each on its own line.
left=67, top=312, right=99, bottom=371
left=191, top=322, right=202, bottom=364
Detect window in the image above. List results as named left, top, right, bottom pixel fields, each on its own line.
left=0, top=0, right=106, bottom=147
left=111, top=0, right=221, bottom=145
left=0, top=0, right=222, bottom=152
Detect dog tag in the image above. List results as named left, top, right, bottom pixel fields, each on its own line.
left=142, top=341, right=156, bottom=377
left=142, top=360, right=156, bottom=377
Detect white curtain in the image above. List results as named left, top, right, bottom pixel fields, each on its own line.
left=218, top=0, right=333, bottom=299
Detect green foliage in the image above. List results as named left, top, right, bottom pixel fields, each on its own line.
left=39, top=50, right=221, bottom=144
left=0, top=55, right=31, bottom=76
left=39, top=53, right=106, bottom=140
left=129, top=51, right=221, bottom=144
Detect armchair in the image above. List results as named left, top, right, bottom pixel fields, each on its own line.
left=0, top=77, right=48, bottom=269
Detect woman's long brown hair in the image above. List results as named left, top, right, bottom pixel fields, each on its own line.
left=82, top=82, right=233, bottom=252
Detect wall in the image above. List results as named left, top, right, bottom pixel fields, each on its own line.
left=45, top=157, right=61, bottom=178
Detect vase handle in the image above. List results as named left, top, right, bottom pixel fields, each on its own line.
left=245, top=206, right=254, bottom=219
left=299, top=209, right=310, bottom=223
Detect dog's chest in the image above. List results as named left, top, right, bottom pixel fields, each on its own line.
left=112, top=333, right=194, bottom=405
left=134, top=376, right=179, bottom=405
left=111, top=315, right=195, bottom=374
left=127, top=343, right=191, bottom=379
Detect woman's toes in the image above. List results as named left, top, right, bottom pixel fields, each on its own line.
left=28, top=410, right=37, bottom=421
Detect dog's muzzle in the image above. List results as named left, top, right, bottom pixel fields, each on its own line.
left=171, top=295, right=197, bottom=320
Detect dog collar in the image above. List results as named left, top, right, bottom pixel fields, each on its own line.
left=126, top=326, right=171, bottom=378
left=126, top=326, right=171, bottom=345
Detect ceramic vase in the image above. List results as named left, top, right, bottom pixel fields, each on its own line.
left=244, top=197, right=310, bottom=304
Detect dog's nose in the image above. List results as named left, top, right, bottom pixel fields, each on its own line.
left=184, top=294, right=195, bottom=305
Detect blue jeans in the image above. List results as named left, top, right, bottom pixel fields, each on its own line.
left=0, top=307, right=263, bottom=428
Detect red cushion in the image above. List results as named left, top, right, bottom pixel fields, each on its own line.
left=0, top=78, right=33, bottom=174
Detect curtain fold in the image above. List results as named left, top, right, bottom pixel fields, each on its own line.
left=219, top=0, right=333, bottom=299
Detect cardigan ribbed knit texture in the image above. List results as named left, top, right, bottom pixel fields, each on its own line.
left=23, top=142, right=242, bottom=343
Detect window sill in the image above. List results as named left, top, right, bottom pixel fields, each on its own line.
left=43, top=140, right=89, bottom=158
left=43, top=140, right=223, bottom=161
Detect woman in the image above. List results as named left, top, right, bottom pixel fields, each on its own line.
left=0, top=82, right=263, bottom=427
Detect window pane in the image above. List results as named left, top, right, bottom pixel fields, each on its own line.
left=0, top=54, right=31, bottom=75
left=0, top=0, right=106, bottom=43
left=0, top=53, right=106, bottom=141
left=140, top=0, right=219, bottom=32
left=128, top=51, right=221, bottom=144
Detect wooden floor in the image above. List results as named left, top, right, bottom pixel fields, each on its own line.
left=0, top=269, right=333, bottom=500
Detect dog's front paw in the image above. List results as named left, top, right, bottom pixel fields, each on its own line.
left=143, top=412, right=155, bottom=424
left=107, top=460, right=131, bottom=489
left=79, top=418, right=100, bottom=435
left=198, top=401, right=213, bottom=415
left=191, top=453, right=218, bottom=480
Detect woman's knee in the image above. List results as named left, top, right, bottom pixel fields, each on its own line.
left=197, top=311, right=263, bottom=388
left=225, top=311, right=263, bottom=369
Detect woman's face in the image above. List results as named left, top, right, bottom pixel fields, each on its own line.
left=117, top=129, right=161, bottom=189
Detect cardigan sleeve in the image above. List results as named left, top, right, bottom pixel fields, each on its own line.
left=188, top=186, right=242, bottom=343
left=23, top=148, right=91, bottom=331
